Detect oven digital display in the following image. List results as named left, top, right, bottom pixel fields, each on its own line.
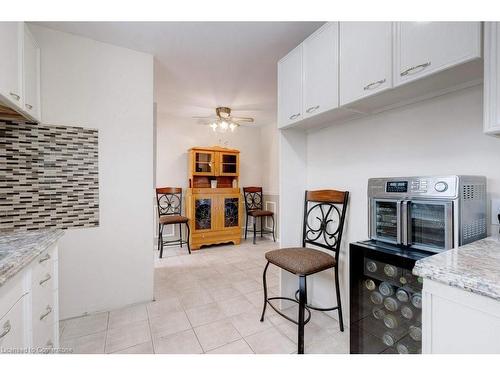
left=386, top=181, right=408, bottom=193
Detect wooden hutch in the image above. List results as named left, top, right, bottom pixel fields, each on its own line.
left=185, top=146, right=242, bottom=250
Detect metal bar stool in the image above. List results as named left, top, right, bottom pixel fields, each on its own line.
left=260, top=189, right=349, bottom=354
left=156, top=187, right=191, bottom=257
left=243, top=187, right=276, bottom=245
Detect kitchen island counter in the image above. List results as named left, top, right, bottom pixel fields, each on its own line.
left=412, top=236, right=500, bottom=353
left=413, top=236, right=500, bottom=301
left=0, top=228, right=63, bottom=287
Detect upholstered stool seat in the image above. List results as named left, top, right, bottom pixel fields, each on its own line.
left=259, top=189, right=349, bottom=355
left=265, top=248, right=336, bottom=276
left=159, top=215, right=189, bottom=225
left=248, top=209, right=274, bottom=217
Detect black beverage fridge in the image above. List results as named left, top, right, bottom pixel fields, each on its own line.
left=349, top=241, right=431, bottom=354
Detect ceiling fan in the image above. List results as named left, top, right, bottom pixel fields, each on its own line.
left=192, top=107, right=254, bottom=132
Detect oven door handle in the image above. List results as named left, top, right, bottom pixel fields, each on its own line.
left=402, top=200, right=411, bottom=246
left=396, top=200, right=402, bottom=245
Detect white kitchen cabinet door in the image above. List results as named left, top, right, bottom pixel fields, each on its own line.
left=484, top=22, right=500, bottom=135
left=278, top=45, right=303, bottom=128
left=303, top=22, right=339, bottom=118
left=0, top=297, right=25, bottom=351
left=0, top=22, right=24, bottom=110
left=394, top=22, right=481, bottom=86
left=23, top=25, right=41, bottom=121
left=340, top=22, right=393, bottom=106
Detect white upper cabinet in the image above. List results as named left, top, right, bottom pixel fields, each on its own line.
left=278, top=45, right=303, bottom=128
left=303, top=22, right=339, bottom=118
left=23, top=25, right=41, bottom=121
left=484, top=22, right=500, bottom=135
left=0, top=22, right=24, bottom=111
left=394, top=22, right=481, bottom=86
left=340, top=22, right=393, bottom=106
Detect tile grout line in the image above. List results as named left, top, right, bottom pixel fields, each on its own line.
left=146, top=305, right=155, bottom=354
left=104, top=312, right=110, bottom=353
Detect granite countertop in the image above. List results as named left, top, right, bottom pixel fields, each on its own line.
left=0, top=229, right=64, bottom=287
left=413, top=236, right=500, bottom=301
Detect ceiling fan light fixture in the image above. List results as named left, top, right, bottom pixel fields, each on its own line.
left=229, top=123, right=237, bottom=132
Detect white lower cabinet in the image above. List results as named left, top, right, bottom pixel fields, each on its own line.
left=0, top=296, right=26, bottom=352
left=422, top=279, right=500, bottom=354
left=0, top=244, right=59, bottom=353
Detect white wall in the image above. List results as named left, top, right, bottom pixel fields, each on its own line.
left=31, top=25, right=155, bottom=319
left=260, top=121, right=280, bottom=195
left=304, top=85, right=500, bottom=322
left=155, top=114, right=263, bottom=189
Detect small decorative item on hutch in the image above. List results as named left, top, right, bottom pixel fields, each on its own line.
left=185, top=146, right=242, bottom=250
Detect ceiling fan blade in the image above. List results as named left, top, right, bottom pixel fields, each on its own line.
left=192, top=115, right=218, bottom=120
left=231, top=116, right=254, bottom=123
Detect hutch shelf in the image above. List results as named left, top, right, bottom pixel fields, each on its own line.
left=186, top=146, right=242, bottom=250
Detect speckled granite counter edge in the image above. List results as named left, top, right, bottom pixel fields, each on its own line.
left=0, top=229, right=64, bottom=287
left=413, top=260, right=500, bottom=302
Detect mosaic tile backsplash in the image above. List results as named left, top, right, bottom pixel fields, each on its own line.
left=0, top=120, right=99, bottom=232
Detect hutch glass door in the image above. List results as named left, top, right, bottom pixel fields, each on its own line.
left=194, top=151, right=215, bottom=175
left=219, top=153, right=238, bottom=176
left=194, top=196, right=214, bottom=231
left=221, top=196, right=240, bottom=229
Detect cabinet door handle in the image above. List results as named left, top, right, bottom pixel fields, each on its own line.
left=289, top=113, right=301, bottom=120
left=25, top=103, right=33, bottom=110
left=400, top=62, right=431, bottom=77
left=9, top=92, right=20, bottom=101
left=363, top=79, right=386, bottom=91
left=39, top=253, right=51, bottom=263
left=40, top=305, right=52, bottom=321
left=39, top=273, right=52, bottom=286
left=306, top=105, right=320, bottom=114
left=0, top=321, right=11, bottom=338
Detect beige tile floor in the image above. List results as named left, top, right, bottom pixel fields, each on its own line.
left=59, top=238, right=349, bottom=354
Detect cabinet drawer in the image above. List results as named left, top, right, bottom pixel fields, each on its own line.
left=0, top=295, right=25, bottom=351
left=32, top=301, right=56, bottom=347
left=32, top=246, right=57, bottom=291
left=32, top=270, right=55, bottom=308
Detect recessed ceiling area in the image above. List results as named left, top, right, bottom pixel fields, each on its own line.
left=32, top=22, right=324, bottom=126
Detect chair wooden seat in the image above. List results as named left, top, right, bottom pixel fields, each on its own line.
left=248, top=210, right=274, bottom=217
left=159, top=215, right=189, bottom=225
left=265, top=248, right=336, bottom=276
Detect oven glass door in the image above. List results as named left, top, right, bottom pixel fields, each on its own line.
left=372, top=199, right=401, bottom=245
left=407, top=200, right=453, bottom=252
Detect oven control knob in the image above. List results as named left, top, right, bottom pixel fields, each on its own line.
left=434, top=181, right=448, bottom=192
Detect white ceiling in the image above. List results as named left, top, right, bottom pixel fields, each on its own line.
left=32, top=22, right=324, bottom=126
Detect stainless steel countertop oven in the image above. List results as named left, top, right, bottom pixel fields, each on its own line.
left=368, top=175, right=487, bottom=253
